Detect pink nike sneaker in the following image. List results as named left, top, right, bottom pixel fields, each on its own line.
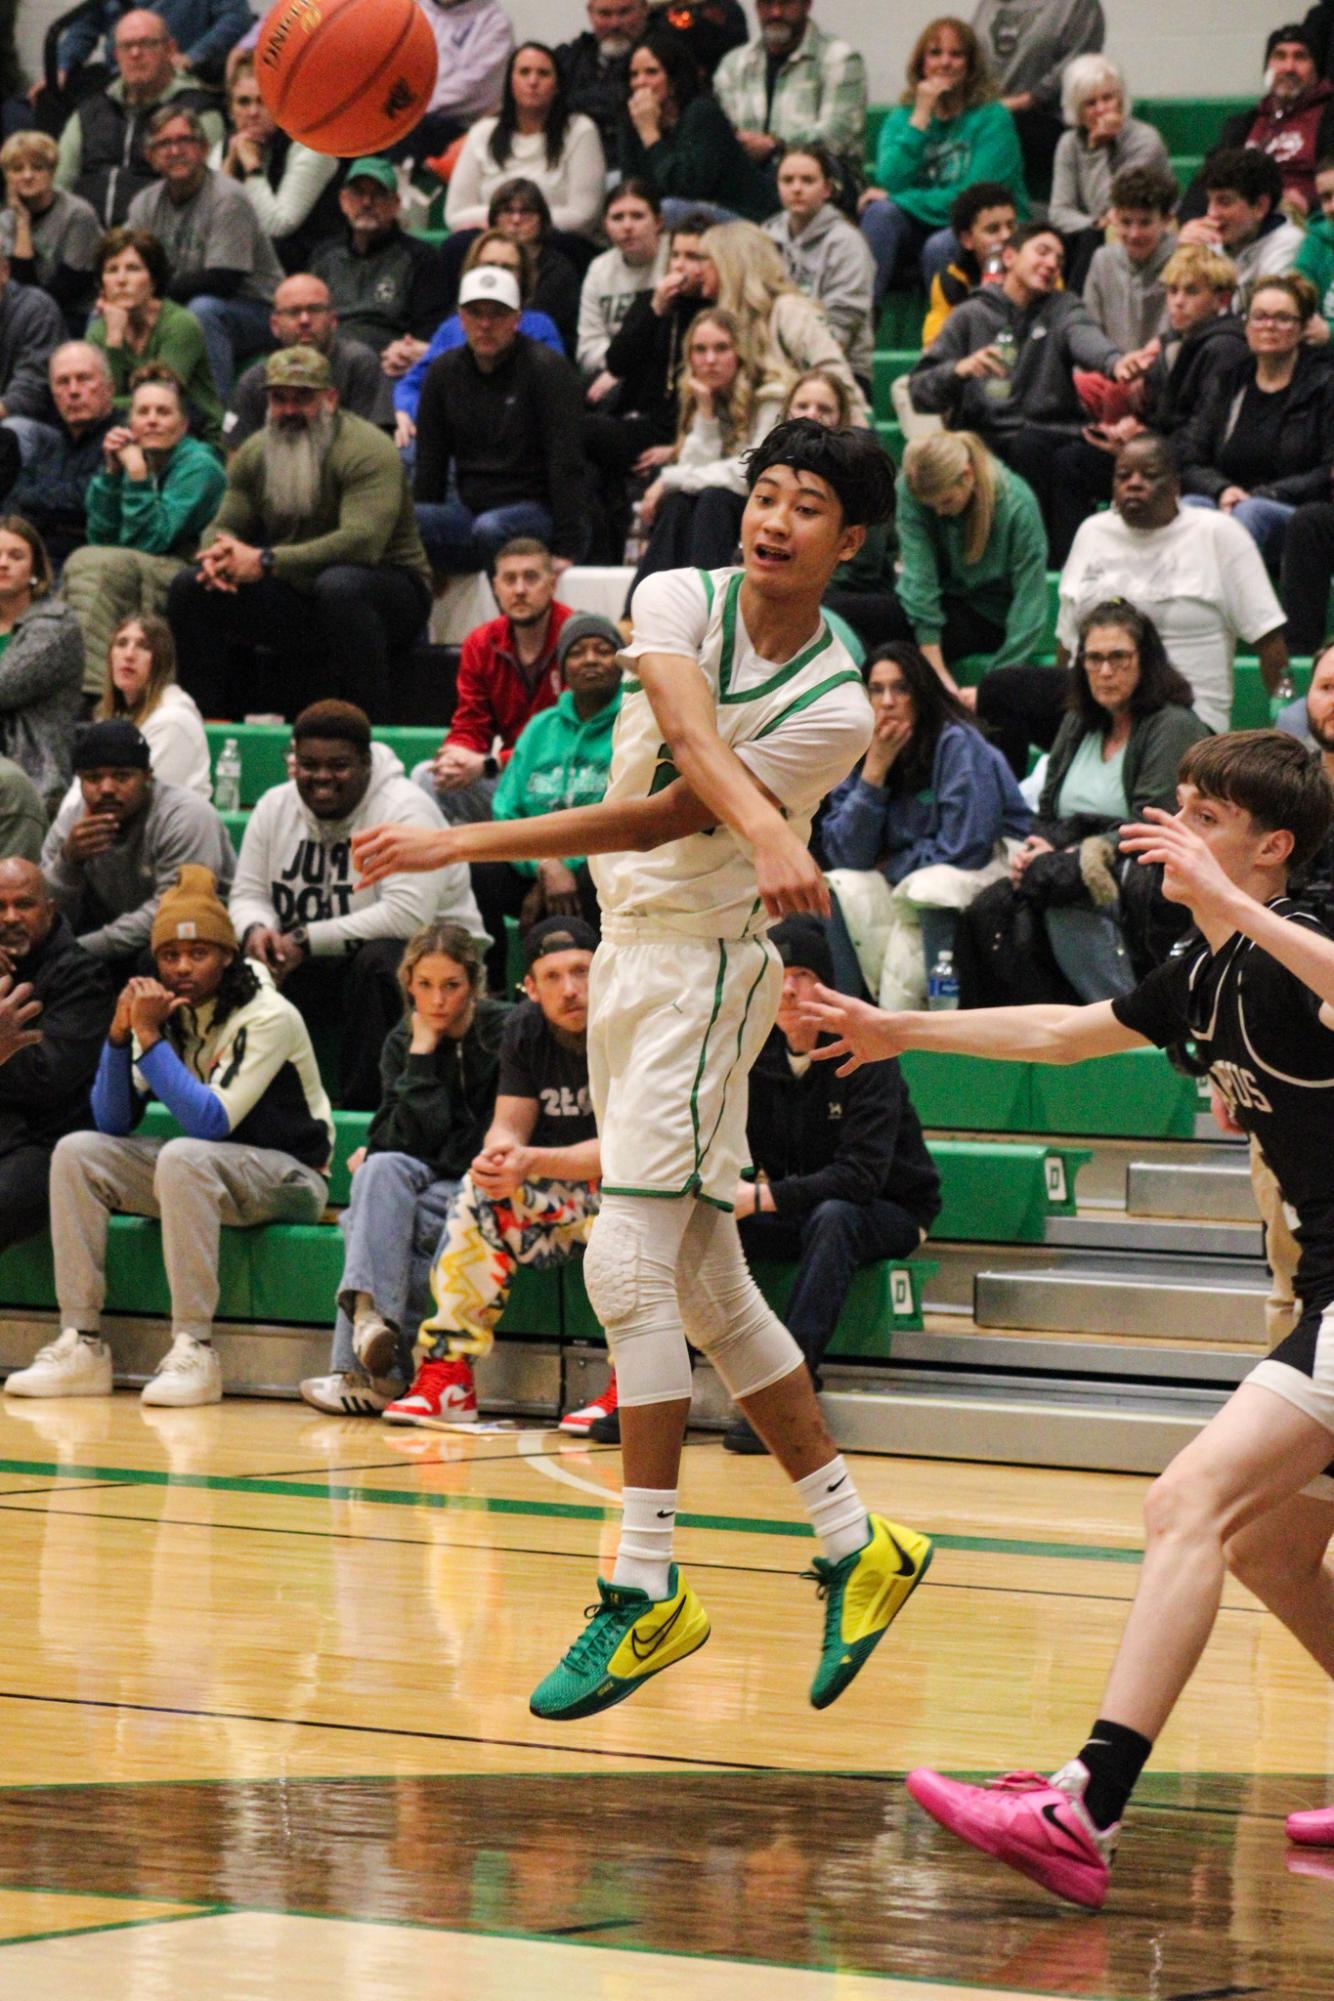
left=906, top=1760, right=1117, bottom=1910
left=1287, top=1804, right=1334, bottom=1846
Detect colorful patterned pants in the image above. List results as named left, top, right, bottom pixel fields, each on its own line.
left=417, top=1176, right=600, bottom=1361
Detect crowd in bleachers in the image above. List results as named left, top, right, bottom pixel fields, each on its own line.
left=0, top=0, right=1331, bottom=1415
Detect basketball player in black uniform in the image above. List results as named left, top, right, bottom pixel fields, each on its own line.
left=803, top=731, right=1334, bottom=1908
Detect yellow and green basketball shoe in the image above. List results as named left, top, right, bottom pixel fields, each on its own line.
left=807, top=1513, right=933, bottom=1710
left=529, top=1567, right=711, bottom=1721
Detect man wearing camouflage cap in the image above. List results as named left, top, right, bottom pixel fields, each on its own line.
left=165, top=344, right=432, bottom=719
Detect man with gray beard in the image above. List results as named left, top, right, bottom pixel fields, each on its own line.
left=166, top=346, right=431, bottom=720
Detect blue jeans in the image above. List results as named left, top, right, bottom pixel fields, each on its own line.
left=859, top=199, right=931, bottom=307
left=2, top=414, right=59, bottom=466
left=738, top=1197, right=925, bottom=1384
left=921, top=226, right=957, bottom=289
left=415, top=497, right=556, bottom=576
left=330, top=1151, right=461, bottom=1376
left=189, top=291, right=276, bottom=402
left=1181, top=491, right=1296, bottom=571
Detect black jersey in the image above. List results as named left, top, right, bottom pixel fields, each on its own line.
left=1113, top=898, right=1334, bottom=1299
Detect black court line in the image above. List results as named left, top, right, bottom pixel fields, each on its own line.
left=0, top=1688, right=767, bottom=1772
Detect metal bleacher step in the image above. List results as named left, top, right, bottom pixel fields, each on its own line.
left=974, top=1251, right=1270, bottom=1344
left=820, top=1370, right=1222, bottom=1475
left=1126, top=1155, right=1258, bottom=1224
left=1041, top=1210, right=1263, bottom=1258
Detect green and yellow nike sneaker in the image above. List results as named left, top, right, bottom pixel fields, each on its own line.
left=529, top=1566, right=710, bottom=1721
left=807, top=1513, right=933, bottom=1710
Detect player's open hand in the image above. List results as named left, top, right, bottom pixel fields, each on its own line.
left=1118, top=807, right=1238, bottom=922
left=754, top=828, right=830, bottom=919
left=352, top=823, right=457, bottom=888
left=798, top=982, right=907, bottom=1074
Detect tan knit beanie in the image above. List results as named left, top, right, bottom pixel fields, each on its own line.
left=150, top=865, right=238, bottom=955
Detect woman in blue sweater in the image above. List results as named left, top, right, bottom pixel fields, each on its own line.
left=821, top=641, right=1029, bottom=1004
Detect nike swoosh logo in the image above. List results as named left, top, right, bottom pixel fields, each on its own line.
left=629, top=1595, right=686, bottom=1661
left=886, top=1530, right=917, bottom=1578
left=1040, top=1802, right=1094, bottom=1859
left=826, top=1475, right=848, bottom=1493
left=656, top=1508, right=675, bottom=1519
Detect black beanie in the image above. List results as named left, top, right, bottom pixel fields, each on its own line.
left=72, top=720, right=151, bottom=772
left=769, top=916, right=835, bottom=987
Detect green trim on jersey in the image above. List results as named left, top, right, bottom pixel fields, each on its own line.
left=696, top=567, right=716, bottom=617
left=753, top=668, right=866, bottom=740
left=717, top=571, right=834, bottom=706
left=601, top=1184, right=692, bottom=1198
left=696, top=939, right=773, bottom=1174
left=688, top=942, right=729, bottom=1185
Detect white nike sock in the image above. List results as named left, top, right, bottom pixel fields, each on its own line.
left=613, top=1485, right=677, bottom=1598
left=796, top=1456, right=870, bottom=1563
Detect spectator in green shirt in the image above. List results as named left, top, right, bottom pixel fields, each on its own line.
left=60, top=364, right=225, bottom=684
left=87, top=226, right=223, bottom=446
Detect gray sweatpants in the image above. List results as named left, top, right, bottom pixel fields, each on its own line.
left=50, top=1132, right=328, bottom=1341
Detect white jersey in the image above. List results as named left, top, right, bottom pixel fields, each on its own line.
left=592, top=566, right=873, bottom=940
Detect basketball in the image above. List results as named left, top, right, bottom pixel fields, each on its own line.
left=255, top=0, right=439, bottom=158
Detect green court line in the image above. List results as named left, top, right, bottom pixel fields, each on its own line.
left=0, top=1456, right=1144, bottom=1565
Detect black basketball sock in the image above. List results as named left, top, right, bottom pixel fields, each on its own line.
left=1077, top=1718, right=1153, bottom=1830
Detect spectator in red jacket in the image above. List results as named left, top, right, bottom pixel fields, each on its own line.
left=413, top=536, right=572, bottom=823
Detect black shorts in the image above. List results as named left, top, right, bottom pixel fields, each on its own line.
left=1250, top=1292, right=1334, bottom=1488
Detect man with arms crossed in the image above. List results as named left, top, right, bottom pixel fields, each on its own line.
left=804, top=731, right=1334, bottom=1909
left=354, top=419, right=932, bottom=1721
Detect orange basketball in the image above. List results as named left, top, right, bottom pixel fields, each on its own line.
left=256, top=0, right=439, bottom=158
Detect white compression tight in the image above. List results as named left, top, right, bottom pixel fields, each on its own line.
left=583, top=1193, right=803, bottom=1406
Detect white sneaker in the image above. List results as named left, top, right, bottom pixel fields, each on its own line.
left=351, top=1313, right=398, bottom=1378
left=299, top=1368, right=397, bottom=1416
left=141, top=1335, right=223, bottom=1407
left=5, top=1329, right=112, bottom=1399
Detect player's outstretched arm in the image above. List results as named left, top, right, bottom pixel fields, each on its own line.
left=798, top=986, right=1146, bottom=1076
left=1122, top=807, right=1334, bottom=1018
left=635, top=651, right=830, bottom=918
left=352, top=781, right=719, bottom=888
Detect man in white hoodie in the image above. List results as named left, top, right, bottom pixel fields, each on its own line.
left=228, top=701, right=485, bottom=1109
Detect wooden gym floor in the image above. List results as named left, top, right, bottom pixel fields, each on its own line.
left=0, top=1393, right=1329, bottom=1997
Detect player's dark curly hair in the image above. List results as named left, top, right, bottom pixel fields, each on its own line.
left=744, top=420, right=896, bottom=528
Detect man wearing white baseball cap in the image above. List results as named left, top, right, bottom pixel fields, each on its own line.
left=413, top=260, right=591, bottom=578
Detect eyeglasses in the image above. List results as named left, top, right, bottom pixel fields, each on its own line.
left=1248, top=310, right=1301, bottom=326
left=150, top=135, right=203, bottom=152
left=1084, top=649, right=1137, bottom=670
left=116, top=34, right=168, bottom=50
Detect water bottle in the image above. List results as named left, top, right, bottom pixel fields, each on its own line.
left=1271, top=668, right=1297, bottom=713
left=983, top=324, right=1017, bottom=402
left=213, top=737, right=242, bottom=813
left=982, top=244, right=1005, bottom=283
left=927, top=948, right=959, bottom=1011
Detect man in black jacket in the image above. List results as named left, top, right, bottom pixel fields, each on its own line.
left=725, top=917, right=940, bottom=1452
left=556, top=0, right=648, bottom=170
left=0, top=858, right=113, bottom=1251
left=414, top=265, right=589, bottom=576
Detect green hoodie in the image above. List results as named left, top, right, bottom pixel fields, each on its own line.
left=875, top=100, right=1029, bottom=230
left=894, top=461, right=1049, bottom=669
left=1297, top=214, right=1334, bottom=320
left=491, top=686, right=622, bottom=875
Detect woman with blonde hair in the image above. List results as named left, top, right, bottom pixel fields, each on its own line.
left=630, top=306, right=786, bottom=587
left=858, top=17, right=1025, bottom=307
left=697, top=220, right=867, bottom=422
left=781, top=370, right=903, bottom=648
left=93, top=614, right=210, bottom=798
left=896, top=431, right=1049, bottom=700
left=0, top=130, right=99, bottom=325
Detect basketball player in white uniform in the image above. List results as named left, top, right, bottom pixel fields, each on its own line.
left=354, top=420, right=934, bottom=1721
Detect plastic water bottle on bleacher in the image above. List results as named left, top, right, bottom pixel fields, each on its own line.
left=983, top=325, right=1016, bottom=402
left=213, top=738, right=242, bottom=814
left=927, top=948, right=959, bottom=1011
